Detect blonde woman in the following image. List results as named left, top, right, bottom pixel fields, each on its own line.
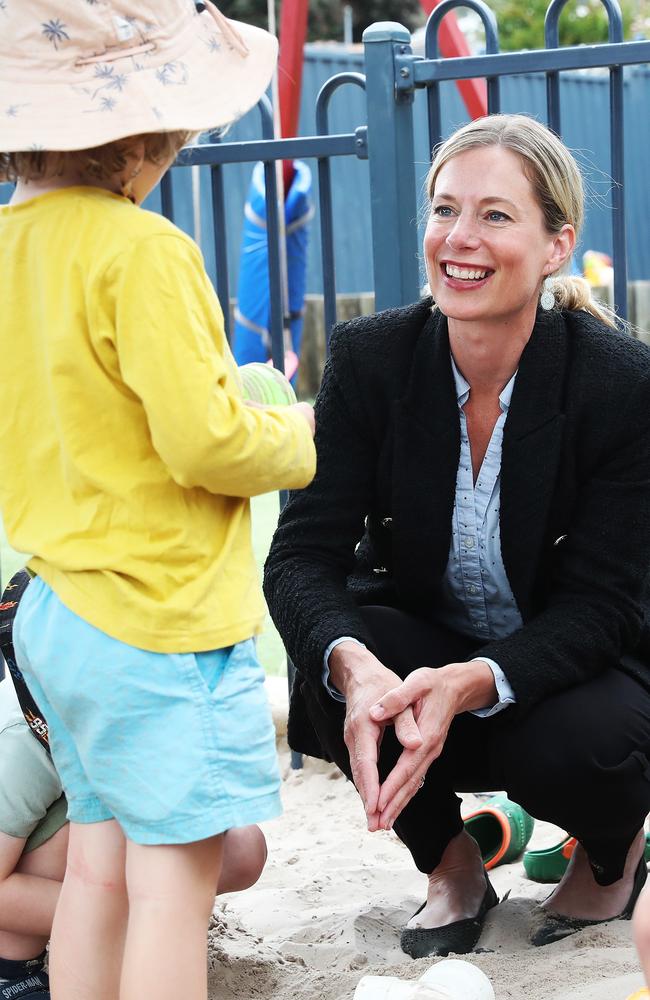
left=265, top=113, right=650, bottom=957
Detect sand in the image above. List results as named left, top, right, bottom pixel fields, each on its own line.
left=207, top=678, right=648, bottom=1000
left=2, top=664, right=646, bottom=999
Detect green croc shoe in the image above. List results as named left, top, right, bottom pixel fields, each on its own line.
left=463, top=793, right=535, bottom=870
left=523, top=835, right=577, bottom=883
left=524, top=831, right=650, bottom=883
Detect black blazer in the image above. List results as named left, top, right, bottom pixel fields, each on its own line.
left=264, top=300, right=650, bottom=757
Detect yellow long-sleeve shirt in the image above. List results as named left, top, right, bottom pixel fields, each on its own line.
left=0, top=187, right=316, bottom=652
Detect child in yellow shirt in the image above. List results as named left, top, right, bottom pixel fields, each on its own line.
left=0, top=4, right=316, bottom=999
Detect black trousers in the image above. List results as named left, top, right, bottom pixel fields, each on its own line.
left=304, top=606, right=650, bottom=884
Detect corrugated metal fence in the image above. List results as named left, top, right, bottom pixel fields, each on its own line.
left=3, top=47, right=649, bottom=289
left=144, top=46, right=650, bottom=292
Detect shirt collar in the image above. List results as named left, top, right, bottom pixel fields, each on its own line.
left=449, top=353, right=517, bottom=413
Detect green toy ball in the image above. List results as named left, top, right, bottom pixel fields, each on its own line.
left=239, top=362, right=297, bottom=406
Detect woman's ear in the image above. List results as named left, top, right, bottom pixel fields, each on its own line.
left=545, top=223, right=576, bottom=275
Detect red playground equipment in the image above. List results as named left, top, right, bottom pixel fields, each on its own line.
left=276, top=0, right=486, bottom=191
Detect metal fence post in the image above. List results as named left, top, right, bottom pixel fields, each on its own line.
left=363, top=22, right=421, bottom=311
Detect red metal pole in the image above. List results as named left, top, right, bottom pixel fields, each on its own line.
left=419, top=0, right=487, bottom=119
left=278, top=0, right=309, bottom=192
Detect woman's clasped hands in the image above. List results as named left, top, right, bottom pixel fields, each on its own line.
left=329, top=642, right=496, bottom=833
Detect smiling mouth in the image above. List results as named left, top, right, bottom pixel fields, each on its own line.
left=443, top=263, right=493, bottom=281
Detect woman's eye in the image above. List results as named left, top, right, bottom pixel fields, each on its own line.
left=432, top=205, right=454, bottom=218
left=486, top=210, right=509, bottom=222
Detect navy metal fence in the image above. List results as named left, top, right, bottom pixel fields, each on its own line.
left=160, top=81, right=369, bottom=370
left=3, top=47, right=650, bottom=291
left=157, top=4, right=650, bottom=339
left=362, top=2, right=650, bottom=318
left=132, top=49, right=650, bottom=296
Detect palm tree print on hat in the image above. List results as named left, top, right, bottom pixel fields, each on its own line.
left=156, top=62, right=190, bottom=86
left=42, top=19, right=70, bottom=48
left=81, top=95, right=118, bottom=114
left=99, top=97, right=117, bottom=112
left=92, top=65, right=128, bottom=98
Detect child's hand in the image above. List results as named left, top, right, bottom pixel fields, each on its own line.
left=291, top=402, right=315, bottom=437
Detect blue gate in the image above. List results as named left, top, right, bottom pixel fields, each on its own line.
left=163, top=0, right=650, bottom=354
left=362, top=0, right=650, bottom=320
left=160, top=77, right=367, bottom=374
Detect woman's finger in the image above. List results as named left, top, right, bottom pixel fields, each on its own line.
left=393, top=706, right=423, bottom=749
left=369, top=669, right=435, bottom=722
left=376, top=746, right=438, bottom=816
left=346, top=717, right=381, bottom=826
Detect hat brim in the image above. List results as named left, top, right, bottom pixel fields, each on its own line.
left=1, top=14, right=278, bottom=152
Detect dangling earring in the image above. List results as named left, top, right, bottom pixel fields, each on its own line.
left=540, top=276, right=555, bottom=311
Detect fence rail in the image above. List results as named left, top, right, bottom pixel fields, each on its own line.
left=360, top=1, right=650, bottom=320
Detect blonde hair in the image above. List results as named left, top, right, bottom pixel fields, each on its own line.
left=0, top=131, right=193, bottom=185
left=426, top=113, right=616, bottom=328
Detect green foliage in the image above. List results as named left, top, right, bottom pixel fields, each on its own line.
left=219, top=0, right=647, bottom=46
left=491, top=0, right=635, bottom=50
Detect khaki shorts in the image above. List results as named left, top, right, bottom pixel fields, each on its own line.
left=0, top=707, right=67, bottom=853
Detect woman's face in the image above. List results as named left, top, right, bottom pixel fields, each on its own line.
left=423, top=145, right=574, bottom=328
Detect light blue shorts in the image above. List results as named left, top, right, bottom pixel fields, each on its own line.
left=13, top=577, right=282, bottom=844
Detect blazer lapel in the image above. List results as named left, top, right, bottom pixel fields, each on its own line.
left=500, top=310, right=568, bottom=618
left=391, top=310, right=460, bottom=610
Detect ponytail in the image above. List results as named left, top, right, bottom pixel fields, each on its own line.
left=548, top=275, right=618, bottom=329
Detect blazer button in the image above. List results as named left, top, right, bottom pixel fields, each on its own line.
left=553, top=534, right=568, bottom=546
left=373, top=566, right=388, bottom=574
left=381, top=517, right=393, bottom=528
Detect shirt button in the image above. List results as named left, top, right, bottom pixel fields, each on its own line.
left=463, top=536, right=475, bottom=549
left=467, top=584, right=478, bottom=595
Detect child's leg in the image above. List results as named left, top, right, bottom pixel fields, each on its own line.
left=217, top=825, right=267, bottom=895
left=634, top=884, right=650, bottom=986
left=0, top=824, right=67, bottom=959
left=49, top=820, right=127, bottom=1000
left=120, top=834, right=223, bottom=1000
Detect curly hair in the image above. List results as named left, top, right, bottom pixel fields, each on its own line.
left=0, top=131, right=193, bottom=184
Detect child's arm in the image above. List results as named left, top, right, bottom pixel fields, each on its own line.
left=111, top=233, right=316, bottom=498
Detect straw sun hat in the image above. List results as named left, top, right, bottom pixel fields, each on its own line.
left=0, top=0, right=278, bottom=151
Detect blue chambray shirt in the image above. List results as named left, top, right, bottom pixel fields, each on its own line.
left=324, top=353, right=519, bottom=716
left=436, top=354, right=520, bottom=715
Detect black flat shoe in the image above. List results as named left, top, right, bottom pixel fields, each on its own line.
left=400, top=873, right=498, bottom=959
left=531, top=856, right=648, bottom=947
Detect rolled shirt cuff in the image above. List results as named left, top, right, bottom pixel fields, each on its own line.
left=470, top=657, right=516, bottom=717
left=322, top=636, right=367, bottom=702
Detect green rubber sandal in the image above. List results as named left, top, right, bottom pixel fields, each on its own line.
left=463, top=793, right=535, bottom=870
left=523, top=835, right=577, bottom=883
left=524, top=831, right=650, bottom=883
